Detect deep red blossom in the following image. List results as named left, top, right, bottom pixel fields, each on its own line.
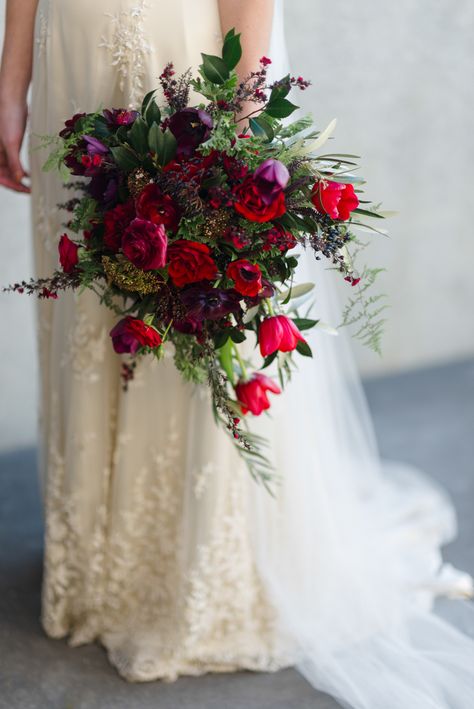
left=311, top=180, right=359, bottom=221
left=122, top=218, right=168, bottom=271
left=167, top=240, right=218, bottom=287
left=235, top=373, right=281, bottom=416
left=110, top=316, right=162, bottom=354
left=103, top=201, right=136, bottom=252
left=233, top=176, right=286, bottom=223
left=135, top=184, right=180, bottom=232
left=226, top=259, right=262, bottom=297
left=58, top=234, right=79, bottom=274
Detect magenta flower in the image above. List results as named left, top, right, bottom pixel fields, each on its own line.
left=259, top=315, right=306, bottom=357
left=253, top=158, right=290, bottom=205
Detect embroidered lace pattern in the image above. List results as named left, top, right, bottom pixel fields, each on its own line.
left=99, top=1, right=153, bottom=109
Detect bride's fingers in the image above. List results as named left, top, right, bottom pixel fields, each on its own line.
left=0, top=143, right=31, bottom=193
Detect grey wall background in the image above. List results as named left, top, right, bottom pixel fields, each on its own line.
left=1, top=0, right=474, bottom=450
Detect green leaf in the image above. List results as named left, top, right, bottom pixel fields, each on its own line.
left=110, top=145, right=140, bottom=171
left=249, top=115, right=274, bottom=142
left=148, top=123, right=177, bottom=166
left=229, top=329, right=246, bottom=344
left=261, top=351, right=278, bottom=369
left=141, top=89, right=157, bottom=116
left=214, top=330, right=230, bottom=349
left=352, top=207, right=385, bottom=219
left=269, top=77, right=291, bottom=101
left=93, top=117, right=111, bottom=140
left=292, top=317, right=319, bottom=331
left=222, top=31, right=242, bottom=71
left=278, top=282, right=315, bottom=302
left=296, top=340, right=313, bottom=357
left=266, top=97, right=299, bottom=119
left=218, top=337, right=235, bottom=383
left=128, top=117, right=149, bottom=154
left=145, top=100, right=161, bottom=127
left=201, top=53, right=230, bottom=84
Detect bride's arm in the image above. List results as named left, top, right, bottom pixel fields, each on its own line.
left=0, top=0, right=39, bottom=192
left=217, top=0, right=274, bottom=124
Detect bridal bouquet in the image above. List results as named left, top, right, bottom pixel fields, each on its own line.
left=8, top=31, right=386, bottom=483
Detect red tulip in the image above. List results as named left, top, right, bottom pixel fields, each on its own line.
left=235, top=373, right=281, bottom=416
left=259, top=315, right=306, bottom=357
left=311, top=180, right=359, bottom=221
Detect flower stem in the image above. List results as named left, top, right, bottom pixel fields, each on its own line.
left=265, top=298, right=275, bottom=316
left=232, top=342, right=248, bottom=380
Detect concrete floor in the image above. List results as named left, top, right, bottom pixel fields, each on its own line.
left=1, top=358, right=473, bottom=709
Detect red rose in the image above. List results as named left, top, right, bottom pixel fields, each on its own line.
left=226, top=259, right=262, bottom=297
left=167, top=240, right=218, bottom=287
left=58, top=234, right=79, bottom=273
left=103, top=201, right=135, bottom=251
left=235, top=373, right=281, bottom=416
left=311, top=180, right=359, bottom=221
left=135, top=184, right=181, bottom=232
left=122, top=218, right=168, bottom=271
left=233, top=176, right=286, bottom=223
left=110, top=316, right=162, bottom=354
left=259, top=315, right=306, bottom=357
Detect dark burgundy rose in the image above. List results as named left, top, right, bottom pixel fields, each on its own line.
left=122, top=218, right=168, bottom=271
left=168, top=108, right=213, bottom=158
left=58, top=234, right=79, bottom=273
left=135, top=184, right=180, bottom=232
left=103, top=201, right=135, bottom=251
left=103, top=108, right=140, bottom=127
left=180, top=284, right=242, bottom=321
left=59, top=112, right=87, bottom=139
left=173, top=316, right=203, bottom=336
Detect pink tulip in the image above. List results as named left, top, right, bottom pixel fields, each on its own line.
left=259, top=315, right=306, bottom=357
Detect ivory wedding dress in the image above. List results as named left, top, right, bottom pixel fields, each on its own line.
left=30, top=1, right=474, bottom=706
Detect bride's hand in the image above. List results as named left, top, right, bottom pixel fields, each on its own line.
left=0, top=98, right=30, bottom=193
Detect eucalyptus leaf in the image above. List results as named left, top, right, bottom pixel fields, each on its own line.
left=278, top=282, right=315, bottom=302
left=243, top=304, right=260, bottom=324
left=297, top=118, right=337, bottom=155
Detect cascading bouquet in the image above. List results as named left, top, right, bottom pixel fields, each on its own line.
left=7, top=30, right=387, bottom=484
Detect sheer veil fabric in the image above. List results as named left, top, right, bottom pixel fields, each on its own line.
left=247, top=3, right=474, bottom=707
left=29, top=0, right=474, bottom=705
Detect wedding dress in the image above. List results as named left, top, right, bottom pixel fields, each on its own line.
left=30, top=0, right=474, bottom=706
